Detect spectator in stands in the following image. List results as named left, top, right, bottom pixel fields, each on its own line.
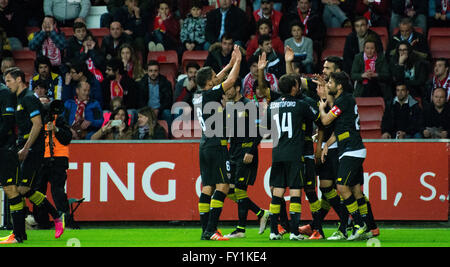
left=147, top=0, right=180, bottom=52
left=386, top=17, right=430, bottom=60
left=389, top=40, right=429, bottom=99
left=242, top=54, right=279, bottom=100
left=321, top=0, right=354, bottom=28
left=0, top=0, right=28, bottom=49
left=66, top=22, right=88, bottom=64
left=64, top=81, right=104, bottom=140
left=74, top=31, right=106, bottom=82
left=343, top=16, right=384, bottom=74
left=351, top=39, right=391, bottom=100
left=118, top=43, right=145, bottom=81
left=132, top=106, right=168, bottom=139
left=246, top=18, right=284, bottom=61
left=44, top=0, right=91, bottom=27
left=174, top=61, right=200, bottom=114
left=0, top=25, right=10, bottom=58
left=28, top=16, right=67, bottom=72
left=0, top=56, right=14, bottom=83
left=113, top=0, right=147, bottom=57
left=422, top=87, right=450, bottom=138
left=251, top=34, right=285, bottom=78
left=428, top=0, right=450, bottom=27
left=62, top=61, right=103, bottom=104
left=102, top=57, right=138, bottom=110
left=136, top=60, right=173, bottom=128
left=29, top=56, right=63, bottom=101
left=100, top=0, right=154, bottom=28
left=205, top=0, right=248, bottom=47
left=381, top=82, right=423, bottom=139
left=279, top=0, right=326, bottom=56
left=253, top=0, right=282, bottom=38
left=180, top=0, right=207, bottom=52
left=354, top=0, right=390, bottom=27
left=101, top=21, right=132, bottom=61
left=204, top=33, right=249, bottom=78
left=426, top=58, right=450, bottom=103
left=32, top=79, right=49, bottom=99
left=284, top=21, right=314, bottom=74
left=390, top=0, right=427, bottom=35
left=91, top=106, right=133, bottom=140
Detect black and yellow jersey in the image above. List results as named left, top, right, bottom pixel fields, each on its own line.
left=330, top=92, right=365, bottom=157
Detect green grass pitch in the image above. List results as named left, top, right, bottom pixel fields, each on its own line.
left=1, top=224, right=449, bottom=247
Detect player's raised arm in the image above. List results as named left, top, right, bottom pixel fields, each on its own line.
left=222, top=45, right=242, bottom=92
left=319, top=98, right=336, bottom=126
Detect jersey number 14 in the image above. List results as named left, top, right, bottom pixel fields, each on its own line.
left=273, top=112, right=293, bottom=138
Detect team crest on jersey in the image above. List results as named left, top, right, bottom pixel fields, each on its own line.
left=17, top=104, right=23, bottom=111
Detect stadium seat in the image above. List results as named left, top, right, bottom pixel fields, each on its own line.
left=25, top=26, right=40, bottom=39
left=371, top=27, right=388, bottom=51
left=158, top=120, right=169, bottom=138
left=202, top=5, right=216, bottom=15
left=90, top=27, right=110, bottom=47
left=321, top=27, right=352, bottom=61
left=12, top=50, right=36, bottom=81
left=427, top=28, right=450, bottom=59
left=148, top=50, right=179, bottom=81
left=356, top=97, right=385, bottom=139
left=60, top=27, right=74, bottom=38
left=181, top=50, right=209, bottom=72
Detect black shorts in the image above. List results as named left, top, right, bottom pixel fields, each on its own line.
left=0, top=147, right=18, bottom=187
left=336, top=156, right=365, bottom=187
left=20, top=146, right=44, bottom=187
left=199, top=146, right=231, bottom=186
left=269, top=160, right=305, bottom=189
left=317, top=148, right=339, bottom=181
left=303, top=157, right=316, bottom=189
left=230, top=160, right=258, bottom=189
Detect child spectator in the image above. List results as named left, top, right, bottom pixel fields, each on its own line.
left=284, top=21, right=314, bottom=74
left=66, top=22, right=87, bottom=64
left=147, top=0, right=180, bottom=52
left=246, top=18, right=284, bottom=61
left=180, top=0, right=207, bottom=52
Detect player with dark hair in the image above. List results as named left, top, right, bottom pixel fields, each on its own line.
left=222, top=78, right=269, bottom=239
left=195, top=45, right=242, bottom=241
left=318, top=71, right=374, bottom=241
left=267, top=73, right=320, bottom=241
left=0, top=67, right=64, bottom=244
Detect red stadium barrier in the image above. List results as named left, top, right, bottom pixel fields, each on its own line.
left=66, top=141, right=449, bottom=221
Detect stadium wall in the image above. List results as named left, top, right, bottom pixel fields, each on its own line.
left=66, top=140, right=449, bottom=222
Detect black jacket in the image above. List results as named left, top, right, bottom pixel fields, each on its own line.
left=100, top=33, right=133, bottom=60
left=381, top=95, right=423, bottom=136
left=391, top=0, right=428, bottom=15
left=278, top=9, right=326, bottom=43
left=343, top=29, right=384, bottom=74
left=101, top=74, right=138, bottom=110
left=53, top=115, right=72, bottom=147
left=386, top=31, right=431, bottom=60
left=205, top=5, right=248, bottom=44
left=204, top=43, right=249, bottom=78
left=137, top=74, right=173, bottom=111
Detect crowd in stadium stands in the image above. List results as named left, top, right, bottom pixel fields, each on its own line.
left=0, top=0, right=449, bottom=140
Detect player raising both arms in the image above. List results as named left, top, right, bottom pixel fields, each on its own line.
left=194, top=45, right=242, bottom=241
